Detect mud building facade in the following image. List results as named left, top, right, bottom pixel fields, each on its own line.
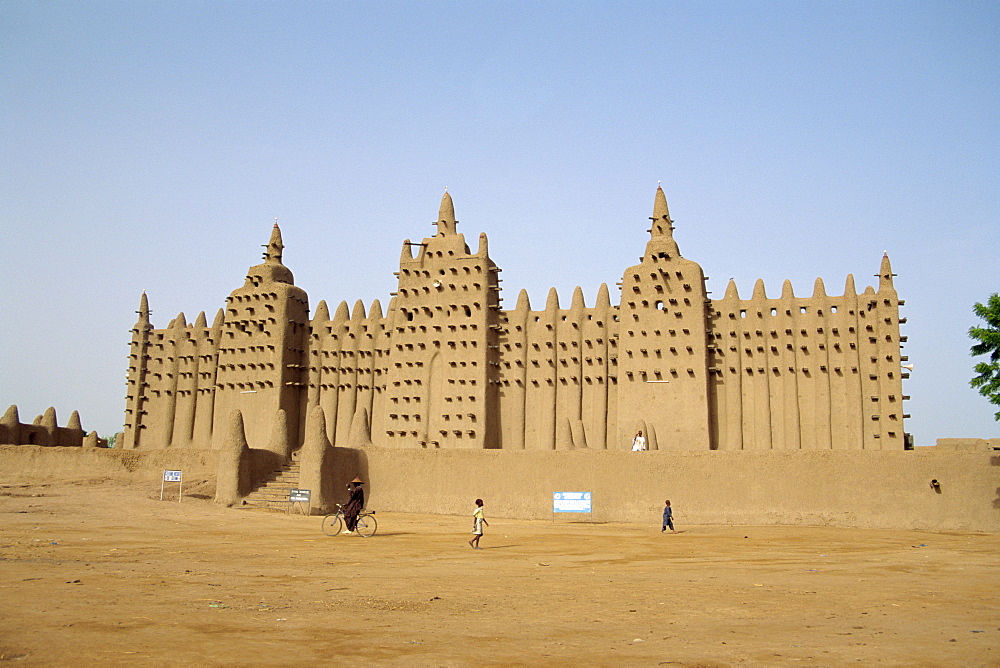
left=121, top=187, right=907, bottom=452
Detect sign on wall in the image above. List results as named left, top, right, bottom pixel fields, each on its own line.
left=553, top=492, right=592, bottom=513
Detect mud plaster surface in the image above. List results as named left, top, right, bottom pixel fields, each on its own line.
left=0, top=477, right=997, bottom=667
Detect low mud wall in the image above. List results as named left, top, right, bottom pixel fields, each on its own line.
left=0, top=445, right=218, bottom=484
left=346, top=448, right=1000, bottom=532
left=3, top=444, right=998, bottom=532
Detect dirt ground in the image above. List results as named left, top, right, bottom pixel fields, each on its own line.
left=0, top=477, right=997, bottom=667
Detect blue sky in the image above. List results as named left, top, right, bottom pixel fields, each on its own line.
left=1, top=1, right=997, bottom=442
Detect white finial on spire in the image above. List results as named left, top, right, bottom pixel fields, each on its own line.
left=444, top=186, right=448, bottom=193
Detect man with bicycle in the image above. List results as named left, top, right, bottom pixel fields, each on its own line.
left=342, top=477, right=365, bottom=535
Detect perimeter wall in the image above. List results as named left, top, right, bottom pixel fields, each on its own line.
left=0, top=446, right=218, bottom=484
left=349, top=448, right=1000, bottom=532
left=3, top=445, right=996, bottom=532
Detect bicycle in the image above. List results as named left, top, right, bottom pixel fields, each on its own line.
left=322, top=504, right=377, bottom=537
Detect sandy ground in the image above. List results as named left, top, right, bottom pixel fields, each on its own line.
left=0, top=477, right=997, bottom=667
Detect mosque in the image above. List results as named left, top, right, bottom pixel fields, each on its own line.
left=10, top=188, right=1000, bottom=532
left=120, top=187, right=908, bottom=454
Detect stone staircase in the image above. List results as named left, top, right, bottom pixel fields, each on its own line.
left=241, top=456, right=301, bottom=512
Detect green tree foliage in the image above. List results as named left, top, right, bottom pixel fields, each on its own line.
left=969, top=293, right=1000, bottom=420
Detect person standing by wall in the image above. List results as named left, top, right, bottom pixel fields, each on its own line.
left=342, top=477, right=365, bottom=535
left=662, top=499, right=676, bottom=533
left=631, top=430, right=647, bottom=451
left=468, top=498, right=489, bottom=549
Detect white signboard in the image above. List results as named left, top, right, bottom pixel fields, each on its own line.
left=160, top=470, right=183, bottom=502
left=553, top=492, right=592, bottom=513
left=287, top=488, right=311, bottom=515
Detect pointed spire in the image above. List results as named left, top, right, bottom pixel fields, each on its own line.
left=348, top=407, right=373, bottom=448
left=650, top=185, right=673, bottom=236
left=313, top=300, right=330, bottom=322
left=1, top=405, right=19, bottom=426
left=333, top=301, right=350, bottom=324
left=136, top=292, right=150, bottom=327
left=476, top=232, right=489, bottom=257
left=400, top=239, right=414, bottom=262
left=228, top=409, right=249, bottom=448
left=350, top=299, right=367, bottom=321
left=844, top=273, right=857, bottom=295
left=812, top=277, right=827, bottom=298
left=515, top=289, right=531, bottom=312
left=263, top=223, right=284, bottom=264
left=724, top=279, right=740, bottom=301
left=173, top=312, right=187, bottom=329
left=570, top=286, right=586, bottom=312
left=545, top=287, right=560, bottom=312
left=862, top=284, right=878, bottom=310
left=212, top=308, right=225, bottom=330
left=194, top=311, right=207, bottom=329
left=751, top=279, right=767, bottom=301
left=596, top=283, right=611, bottom=310
left=644, top=185, right=680, bottom=260
left=246, top=222, right=294, bottom=286
left=369, top=299, right=383, bottom=320
left=41, top=406, right=58, bottom=429
left=878, top=252, right=895, bottom=291
left=436, top=190, right=457, bottom=236
left=303, top=405, right=331, bottom=453
left=781, top=279, right=795, bottom=299
left=67, top=410, right=83, bottom=431
left=1, top=405, right=22, bottom=446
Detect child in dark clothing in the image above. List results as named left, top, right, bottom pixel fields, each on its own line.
left=662, top=499, right=676, bottom=533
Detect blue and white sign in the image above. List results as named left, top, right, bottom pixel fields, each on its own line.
left=160, top=470, right=183, bottom=503
left=553, top=492, right=592, bottom=513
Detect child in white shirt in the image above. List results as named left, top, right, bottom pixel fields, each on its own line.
left=468, top=498, right=489, bottom=549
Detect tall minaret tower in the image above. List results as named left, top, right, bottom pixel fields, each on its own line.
left=121, top=292, right=153, bottom=449
left=616, top=186, right=712, bottom=449
left=383, top=192, right=502, bottom=448
left=867, top=252, right=907, bottom=449
left=211, top=223, right=310, bottom=450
